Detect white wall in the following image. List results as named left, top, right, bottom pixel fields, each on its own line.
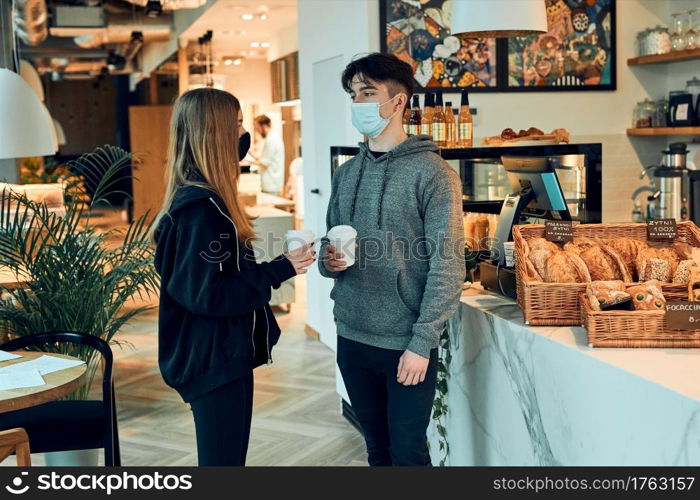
left=220, top=59, right=281, bottom=147
left=268, top=22, right=299, bottom=62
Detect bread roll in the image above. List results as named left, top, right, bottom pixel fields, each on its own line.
left=627, top=283, right=666, bottom=311
left=585, top=280, right=629, bottom=311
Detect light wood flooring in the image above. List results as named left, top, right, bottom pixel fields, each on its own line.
left=2, top=210, right=367, bottom=466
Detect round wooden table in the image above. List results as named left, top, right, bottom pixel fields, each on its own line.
left=0, top=352, right=87, bottom=414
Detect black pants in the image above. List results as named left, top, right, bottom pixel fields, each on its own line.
left=337, top=335, right=438, bottom=466
left=189, top=374, right=254, bottom=466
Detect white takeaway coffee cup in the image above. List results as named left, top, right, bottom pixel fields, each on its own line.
left=327, top=225, right=357, bottom=267
left=285, top=229, right=315, bottom=252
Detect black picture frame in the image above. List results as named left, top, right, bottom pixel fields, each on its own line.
left=379, top=0, right=617, bottom=93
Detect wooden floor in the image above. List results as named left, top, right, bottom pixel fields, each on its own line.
left=2, top=210, right=367, bottom=466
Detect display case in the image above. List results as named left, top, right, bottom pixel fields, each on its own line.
left=330, top=143, right=602, bottom=223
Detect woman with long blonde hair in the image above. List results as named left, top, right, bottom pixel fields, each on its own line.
left=153, top=88, right=314, bottom=466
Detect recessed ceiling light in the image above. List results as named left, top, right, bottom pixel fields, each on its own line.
left=259, top=14, right=268, bottom=20
left=241, top=13, right=254, bottom=20
left=224, top=59, right=233, bottom=66
left=261, top=42, right=270, bottom=48
left=250, top=42, right=260, bottom=48
left=233, top=59, right=243, bottom=66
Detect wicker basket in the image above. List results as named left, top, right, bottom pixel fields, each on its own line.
left=580, top=294, right=700, bottom=348
left=512, top=221, right=700, bottom=326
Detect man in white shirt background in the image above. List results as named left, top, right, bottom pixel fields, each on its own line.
left=249, top=115, right=285, bottom=195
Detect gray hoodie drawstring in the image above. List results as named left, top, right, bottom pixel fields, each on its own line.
left=349, top=150, right=392, bottom=230
left=376, top=153, right=391, bottom=229
left=349, top=151, right=367, bottom=223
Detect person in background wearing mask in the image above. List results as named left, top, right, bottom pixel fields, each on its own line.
left=249, top=114, right=285, bottom=195
left=152, top=89, right=315, bottom=466
left=318, top=53, right=464, bottom=466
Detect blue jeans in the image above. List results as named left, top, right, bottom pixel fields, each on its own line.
left=336, top=335, right=438, bottom=466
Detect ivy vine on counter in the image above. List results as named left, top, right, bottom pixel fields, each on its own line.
left=433, top=326, right=452, bottom=466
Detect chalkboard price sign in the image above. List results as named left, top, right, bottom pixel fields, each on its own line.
left=647, top=219, right=677, bottom=241
left=544, top=220, right=574, bottom=243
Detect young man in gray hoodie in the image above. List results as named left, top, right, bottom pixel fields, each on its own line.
left=319, top=53, right=465, bottom=466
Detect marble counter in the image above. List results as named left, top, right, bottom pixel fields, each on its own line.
left=427, top=284, right=700, bottom=466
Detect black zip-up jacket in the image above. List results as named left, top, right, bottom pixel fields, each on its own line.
left=154, top=175, right=296, bottom=402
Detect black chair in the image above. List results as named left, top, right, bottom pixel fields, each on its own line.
left=0, top=332, right=121, bottom=466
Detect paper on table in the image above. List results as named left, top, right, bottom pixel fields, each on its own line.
left=0, top=368, right=45, bottom=391
left=0, top=351, right=22, bottom=362
left=0, top=355, right=85, bottom=376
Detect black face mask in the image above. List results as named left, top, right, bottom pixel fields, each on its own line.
left=238, top=132, right=251, bottom=161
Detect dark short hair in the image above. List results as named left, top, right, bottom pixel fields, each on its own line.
left=341, top=53, right=414, bottom=106
left=255, top=115, right=271, bottom=127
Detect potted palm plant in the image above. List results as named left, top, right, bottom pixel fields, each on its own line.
left=0, top=145, right=159, bottom=466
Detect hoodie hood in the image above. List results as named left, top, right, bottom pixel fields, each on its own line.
left=357, top=134, right=438, bottom=162
left=349, top=134, right=439, bottom=226
left=169, top=169, right=220, bottom=217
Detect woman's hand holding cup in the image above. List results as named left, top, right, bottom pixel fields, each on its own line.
left=285, top=243, right=316, bottom=275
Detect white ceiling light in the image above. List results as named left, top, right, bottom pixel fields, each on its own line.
left=233, top=58, right=242, bottom=66
left=261, top=42, right=270, bottom=48
left=450, top=0, right=548, bottom=38
left=259, top=14, right=268, bottom=20
left=250, top=42, right=260, bottom=48
left=241, top=13, right=254, bottom=20
left=0, top=68, right=58, bottom=159
left=224, top=58, right=233, bottom=66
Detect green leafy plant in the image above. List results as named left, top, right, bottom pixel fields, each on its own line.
left=432, top=325, right=451, bottom=466
left=0, top=145, right=159, bottom=399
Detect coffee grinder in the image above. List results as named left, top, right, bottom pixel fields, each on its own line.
left=650, top=143, right=700, bottom=222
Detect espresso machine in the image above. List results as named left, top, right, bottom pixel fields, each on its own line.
left=648, top=143, right=700, bottom=222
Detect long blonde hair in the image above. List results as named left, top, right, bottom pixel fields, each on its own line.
left=152, top=88, right=255, bottom=245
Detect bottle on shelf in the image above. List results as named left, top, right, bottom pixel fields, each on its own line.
left=457, top=89, right=474, bottom=147
left=445, top=101, right=456, bottom=148
left=421, top=92, right=434, bottom=136
left=432, top=91, right=447, bottom=147
left=403, top=105, right=411, bottom=134
left=409, top=95, right=422, bottom=136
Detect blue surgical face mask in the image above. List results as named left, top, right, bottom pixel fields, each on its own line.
left=351, top=95, right=401, bottom=139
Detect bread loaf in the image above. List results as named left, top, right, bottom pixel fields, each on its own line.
left=673, top=259, right=697, bottom=284
left=543, top=250, right=591, bottom=283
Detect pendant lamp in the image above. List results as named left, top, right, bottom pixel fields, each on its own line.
left=0, top=68, right=58, bottom=159
left=450, top=0, right=548, bottom=38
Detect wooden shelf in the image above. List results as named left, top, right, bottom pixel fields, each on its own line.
left=627, top=48, right=700, bottom=66
left=627, top=127, right=700, bottom=136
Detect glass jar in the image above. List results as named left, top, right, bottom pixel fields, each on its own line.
left=653, top=98, right=669, bottom=127
left=647, top=25, right=671, bottom=55
left=671, top=13, right=687, bottom=51
left=684, top=10, right=698, bottom=49
left=635, top=31, right=647, bottom=57
left=633, top=98, right=655, bottom=128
